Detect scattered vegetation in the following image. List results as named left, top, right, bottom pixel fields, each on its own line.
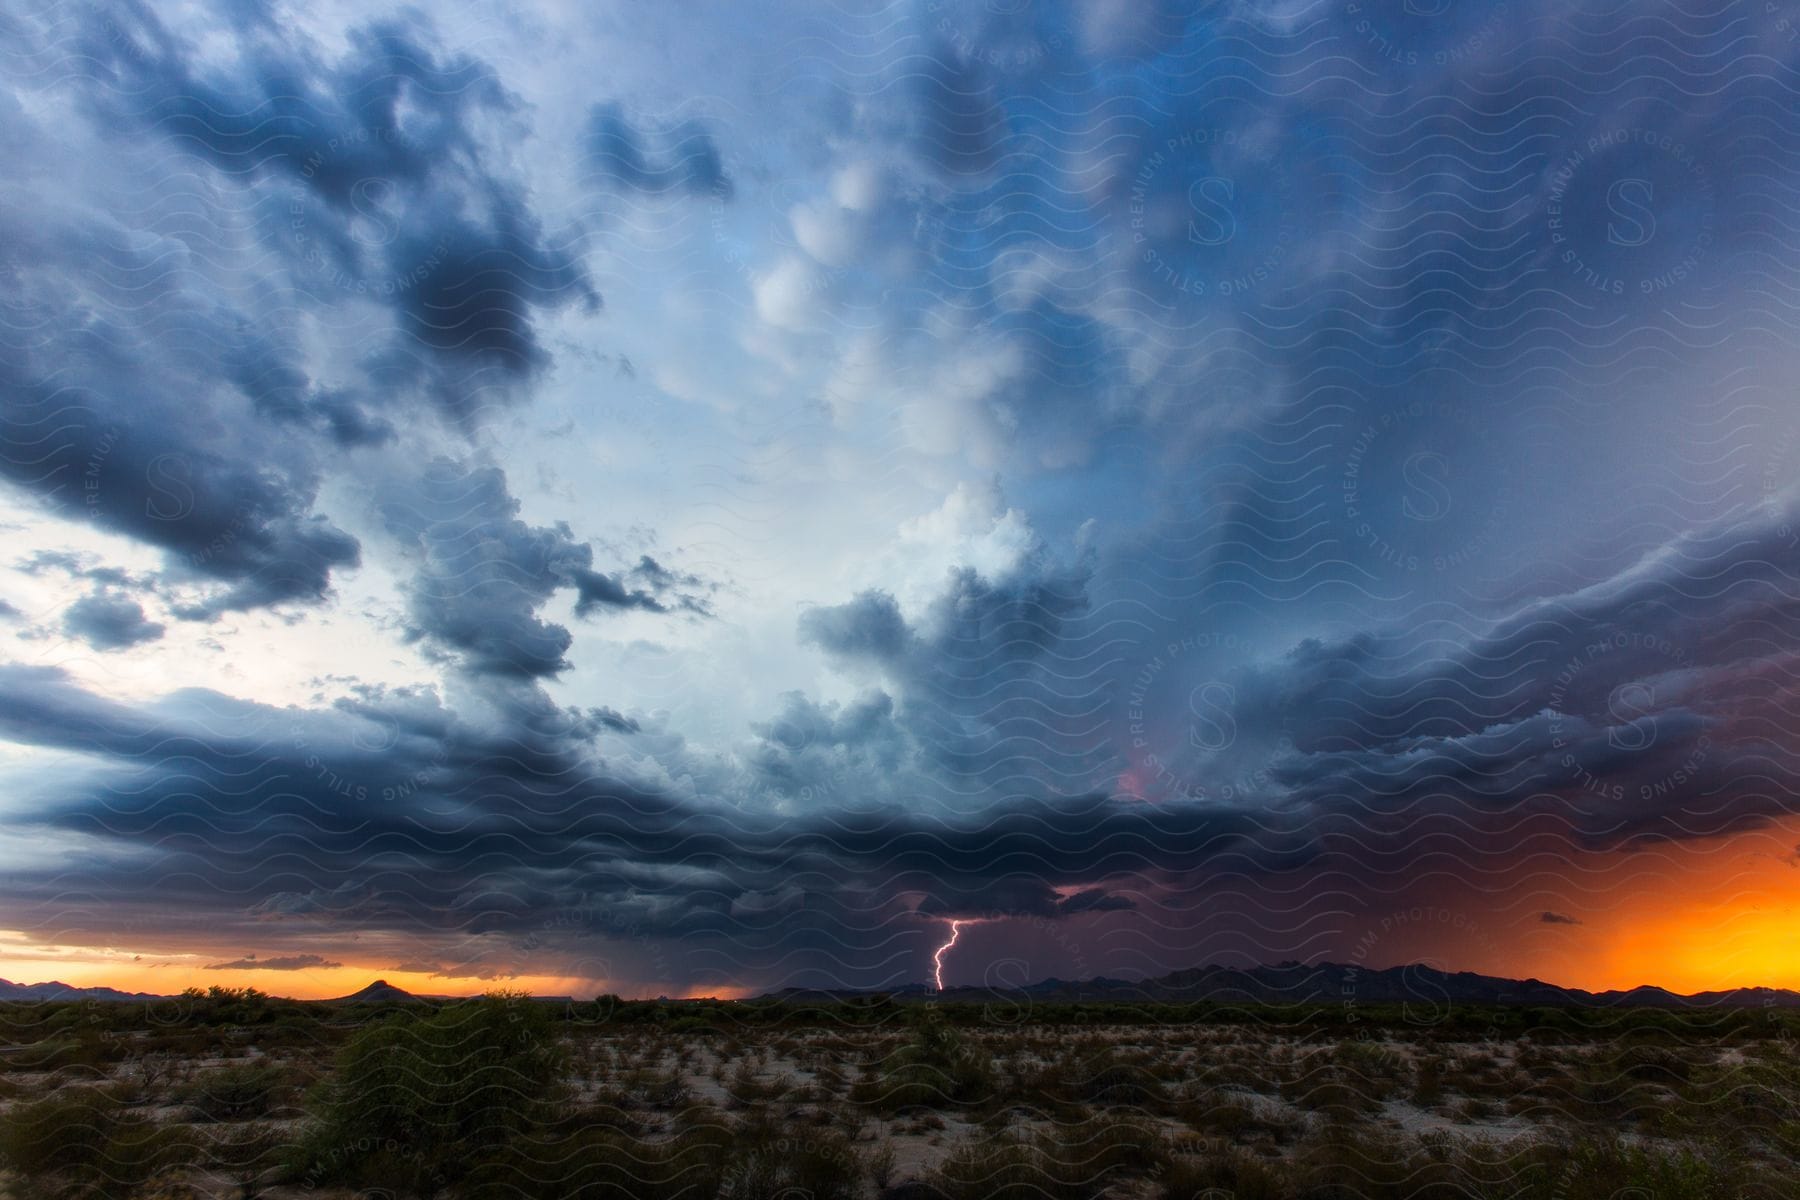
left=0, top=992, right=1794, bottom=1198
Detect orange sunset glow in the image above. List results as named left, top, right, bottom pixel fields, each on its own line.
left=6, top=819, right=1796, bottom=1001
left=0, top=942, right=750, bottom=1003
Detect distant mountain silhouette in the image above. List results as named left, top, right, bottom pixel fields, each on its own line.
left=321, top=979, right=428, bottom=1004
left=763, top=960, right=1800, bottom=1009
left=6, top=963, right=1798, bottom=1008
left=0, top=978, right=162, bottom=1003
left=0, top=976, right=435, bottom=1004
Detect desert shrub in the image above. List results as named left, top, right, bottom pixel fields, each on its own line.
left=1333, top=1038, right=1408, bottom=1100
left=1605, top=1041, right=1693, bottom=1086
left=1281, top=1066, right=1383, bottom=1123
left=1549, top=1136, right=1778, bottom=1200
left=291, top=991, right=563, bottom=1197
left=620, top=1065, right=693, bottom=1110
left=1570, top=1052, right=1664, bottom=1123
left=465, top=1117, right=862, bottom=1200
left=1058, top=1044, right=1168, bottom=1109
left=0, top=1085, right=195, bottom=1197
left=467, top=1127, right=716, bottom=1199
left=1285, top=1126, right=1553, bottom=1200
left=11, top=1037, right=105, bottom=1072
left=1157, top=1142, right=1286, bottom=1200
left=1411, top=1057, right=1445, bottom=1108
left=932, top=1118, right=1167, bottom=1200
left=204, top=1121, right=286, bottom=1199
left=867, top=1140, right=899, bottom=1191
left=716, top=1122, right=863, bottom=1200
left=932, top=1134, right=1064, bottom=1200
left=1691, top=1060, right=1798, bottom=1133
left=175, top=1061, right=289, bottom=1121
left=725, top=1058, right=783, bottom=1107
left=857, top=1006, right=996, bottom=1111
left=1179, top=1089, right=1295, bottom=1143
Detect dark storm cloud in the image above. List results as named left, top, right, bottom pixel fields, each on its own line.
left=799, top=590, right=912, bottom=664
left=793, top=556, right=1105, bottom=805
left=590, top=707, right=641, bottom=735
left=0, top=657, right=1257, bottom=988
left=380, top=459, right=706, bottom=678
left=624, top=556, right=713, bottom=614
left=18, top=552, right=150, bottom=591
left=802, top=560, right=1090, bottom=682
left=381, top=460, right=590, bottom=679
left=0, top=56, right=377, bottom=620
left=0, top=498, right=1794, bottom=991
left=57, top=0, right=595, bottom=417
left=569, top=569, right=669, bottom=618
left=0, top=226, right=362, bottom=615
left=62, top=591, right=166, bottom=651
left=917, top=880, right=1135, bottom=920
left=1199, top=499, right=1800, bottom=860
left=741, top=689, right=906, bottom=802
left=205, top=953, right=342, bottom=971
left=582, top=102, right=733, bottom=199
left=769, top=494, right=1800, bottom=931
left=808, top=0, right=1796, bottom=514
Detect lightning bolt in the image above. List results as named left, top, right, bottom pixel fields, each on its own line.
left=932, top=919, right=963, bottom=991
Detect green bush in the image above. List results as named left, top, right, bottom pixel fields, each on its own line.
left=8, top=1030, right=124, bottom=1073
left=466, top=1126, right=723, bottom=1200
left=1157, top=1143, right=1287, bottom=1200
left=1551, top=1137, right=1766, bottom=1200
left=464, top=1117, right=863, bottom=1200
left=291, top=991, right=563, bottom=1197
left=175, top=1061, right=289, bottom=1121
left=0, top=1086, right=194, bottom=1197
left=933, top=1118, right=1167, bottom=1200
left=857, top=1006, right=996, bottom=1111
left=204, top=1121, right=286, bottom=1198
left=1039, top=1044, right=1168, bottom=1110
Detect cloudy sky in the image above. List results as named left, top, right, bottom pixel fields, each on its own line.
left=1, top=0, right=1798, bottom=999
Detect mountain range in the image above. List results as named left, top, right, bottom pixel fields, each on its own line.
left=772, top=960, right=1800, bottom=1009
left=4, top=962, right=1797, bottom=1008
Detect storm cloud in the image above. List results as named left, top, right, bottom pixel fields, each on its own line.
left=1, top=0, right=1797, bottom=996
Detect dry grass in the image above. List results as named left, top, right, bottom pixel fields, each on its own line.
left=0, top=996, right=1794, bottom=1198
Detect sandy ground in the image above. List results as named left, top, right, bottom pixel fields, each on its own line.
left=1, top=1019, right=1789, bottom=1198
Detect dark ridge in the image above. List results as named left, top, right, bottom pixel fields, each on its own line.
left=4, top=963, right=1797, bottom=1008
left=757, top=960, right=1800, bottom=1009
left=320, top=979, right=428, bottom=1005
